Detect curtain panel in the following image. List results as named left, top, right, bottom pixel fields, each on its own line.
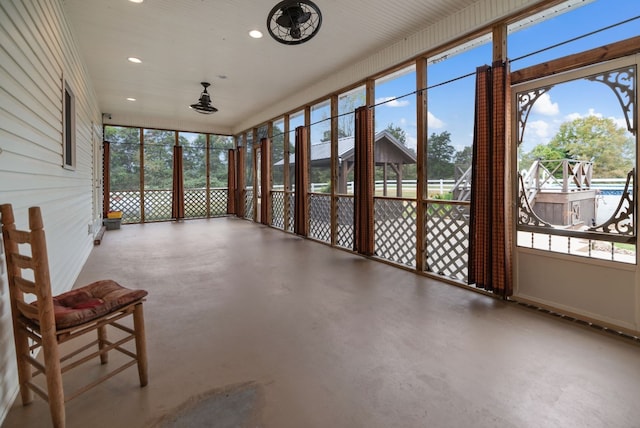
left=294, top=126, right=309, bottom=236
left=354, top=106, right=375, bottom=256
left=227, top=149, right=237, bottom=215
left=236, top=147, right=246, bottom=218
left=102, top=141, right=111, bottom=217
left=171, top=145, right=184, bottom=220
left=469, top=61, right=513, bottom=297
left=260, top=138, right=272, bottom=225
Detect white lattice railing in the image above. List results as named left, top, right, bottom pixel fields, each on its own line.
left=110, top=188, right=228, bottom=223
left=336, top=195, right=354, bottom=249
left=424, top=201, right=470, bottom=283
left=271, top=190, right=286, bottom=230
left=309, top=193, right=331, bottom=243
left=374, top=197, right=417, bottom=268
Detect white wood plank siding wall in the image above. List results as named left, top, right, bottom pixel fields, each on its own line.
left=0, top=0, right=102, bottom=422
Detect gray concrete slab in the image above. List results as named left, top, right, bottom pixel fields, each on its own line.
left=2, top=218, right=640, bottom=428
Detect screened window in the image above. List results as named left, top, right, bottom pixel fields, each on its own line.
left=63, top=82, right=76, bottom=169
left=514, top=59, right=637, bottom=264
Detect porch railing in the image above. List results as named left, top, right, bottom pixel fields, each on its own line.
left=110, top=188, right=228, bottom=224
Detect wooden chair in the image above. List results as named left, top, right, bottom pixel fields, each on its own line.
left=0, top=204, right=148, bottom=428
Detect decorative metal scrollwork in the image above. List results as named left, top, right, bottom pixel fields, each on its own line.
left=588, top=169, right=635, bottom=236
left=517, top=173, right=551, bottom=227
left=517, top=86, right=552, bottom=145
left=587, top=66, right=636, bottom=135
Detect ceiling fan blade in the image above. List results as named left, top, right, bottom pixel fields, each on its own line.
left=276, top=14, right=293, bottom=28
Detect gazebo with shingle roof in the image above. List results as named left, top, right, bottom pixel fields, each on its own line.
left=279, top=129, right=417, bottom=196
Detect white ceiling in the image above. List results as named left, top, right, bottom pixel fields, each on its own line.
left=62, top=0, right=485, bottom=134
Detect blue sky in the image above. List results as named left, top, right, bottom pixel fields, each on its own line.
left=370, top=0, right=639, bottom=156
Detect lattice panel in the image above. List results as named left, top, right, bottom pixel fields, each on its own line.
left=374, top=199, right=417, bottom=267
left=424, top=202, right=469, bottom=282
left=336, top=196, right=354, bottom=249
left=110, top=191, right=141, bottom=224
left=309, top=193, right=331, bottom=243
left=210, top=189, right=228, bottom=217
left=271, top=191, right=285, bottom=229
left=184, top=189, right=207, bottom=219
left=245, top=189, right=254, bottom=219
left=144, top=190, right=172, bottom=221
left=286, top=192, right=294, bottom=232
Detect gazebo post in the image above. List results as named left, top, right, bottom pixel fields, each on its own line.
left=396, top=162, right=403, bottom=197
left=383, top=163, right=388, bottom=196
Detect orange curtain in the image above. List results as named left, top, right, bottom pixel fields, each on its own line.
left=171, top=145, right=184, bottom=220
left=354, top=106, right=374, bottom=256
left=103, top=141, right=111, bottom=217
left=260, top=138, right=272, bottom=225
left=469, top=61, right=513, bottom=297
left=236, top=147, right=246, bottom=218
left=293, top=126, right=309, bottom=236
left=227, top=149, right=237, bottom=215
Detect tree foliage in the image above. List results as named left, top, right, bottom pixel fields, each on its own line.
left=521, top=116, right=634, bottom=178
left=384, top=123, right=407, bottom=145
left=427, top=131, right=455, bottom=179
left=105, top=126, right=141, bottom=191
left=105, top=126, right=233, bottom=191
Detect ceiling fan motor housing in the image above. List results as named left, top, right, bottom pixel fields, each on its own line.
left=267, top=0, right=322, bottom=45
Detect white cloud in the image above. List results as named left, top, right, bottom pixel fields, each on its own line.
left=427, top=111, right=444, bottom=129
left=527, top=120, right=551, bottom=139
left=532, top=93, right=559, bottom=116
left=564, top=109, right=604, bottom=122
left=612, top=116, right=628, bottom=129
left=565, top=112, right=582, bottom=121
left=564, top=109, right=629, bottom=131
left=375, top=96, right=410, bottom=108
left=406, top=135, right=417, bottom=151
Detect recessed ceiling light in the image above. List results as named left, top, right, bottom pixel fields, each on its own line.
left=129, top=0, right=144, bottom=3
left=249, top=30, right=263, bottom=39
left=126, top=98, right=136, bottom=101
left=128, top=57, right=142, bottom=64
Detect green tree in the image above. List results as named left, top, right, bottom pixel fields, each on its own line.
left=523, top=116, right=634, bottom=178
left=519, top=144, right=566, bottom=174
left=181, top=134, right=207, bottom=189
left=105, top=126, right=141, bottom=191
left=427, top=131, right=455, bottom=179
left=143, top=129, right=174, bottom=189
left=452, top=145, right=473, bottom=181
left=271, top=124, right=293, bottom=186
left=384, top=123, right=407, bottom=145
left=209, top=134, right=234, bottom=187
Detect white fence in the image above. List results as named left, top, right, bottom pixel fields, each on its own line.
left=272, top=178, right=628, bottom=195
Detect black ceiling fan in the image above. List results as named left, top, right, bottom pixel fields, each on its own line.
left=267, top=0, right=322, bottom=45
left=189, top=82, right=218, bottom=114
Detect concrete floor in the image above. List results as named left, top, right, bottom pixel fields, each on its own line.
left=2, top=217, right=640, bottom=428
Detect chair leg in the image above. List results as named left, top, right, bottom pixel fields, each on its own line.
left=41, top=333, right=65, bottom=428
left=133, top=303, right=148, bottom=387
left=13, top=326, right=33, bottom=405
left=98, top=325, right=109, bottom=364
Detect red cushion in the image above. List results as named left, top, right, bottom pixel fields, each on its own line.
left=38, top=280, right=147, bottom=329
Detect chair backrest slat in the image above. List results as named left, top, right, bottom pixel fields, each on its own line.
left=10, top=253, right=34, bottom=270
left=16, top=299, right=39, bottom=321
left=1, top=204, right=56, bottom=329
left=8, top=228, right=31, bottom=244
left=14, top=276, right=37, bottom=294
